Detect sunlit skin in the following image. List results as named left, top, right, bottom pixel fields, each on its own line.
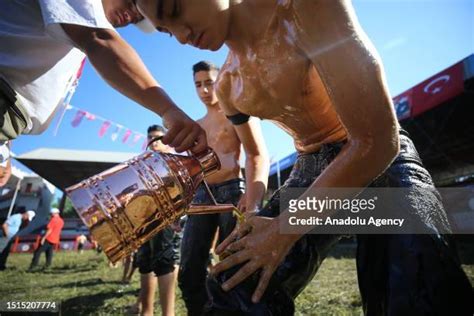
left=101, top=0, right=144, bottom=28
left=138, top=0, right=399, bottom=303
left=194, top=70, right=242, bottom=185
left=194, top=68, right=269, bottom=213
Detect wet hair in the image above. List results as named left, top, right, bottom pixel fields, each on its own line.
left=192, top=61, right=220, bottom=76
left=147, top=125, right=166, bottom=135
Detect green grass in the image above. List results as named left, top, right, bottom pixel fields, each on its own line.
left=0, top=245, right=472, bottom=316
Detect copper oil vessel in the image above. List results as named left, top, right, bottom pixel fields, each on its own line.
left=66, top=148, right=240, bottom=263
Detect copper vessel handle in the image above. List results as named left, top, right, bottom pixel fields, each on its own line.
left=146, top=137, right=244, bottom=221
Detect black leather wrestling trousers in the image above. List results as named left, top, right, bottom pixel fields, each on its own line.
left=204, top=130, right=473, bottom=316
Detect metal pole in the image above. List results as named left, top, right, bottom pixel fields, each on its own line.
left=6, top=178, right=21, bottom=218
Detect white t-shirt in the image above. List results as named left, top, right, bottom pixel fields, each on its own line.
left=0, top=0, right=114, bottom=134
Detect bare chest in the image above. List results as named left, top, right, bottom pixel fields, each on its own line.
left=200, top=115, right=240, bottom=153
left=216, top=14, right=318, bottom=119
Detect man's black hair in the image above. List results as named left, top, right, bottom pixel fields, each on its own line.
left=193, top=61, right=220, bottom=76
left=147, top=125, right=166, bottom=135
left=15, top=206, right=27, bottom=214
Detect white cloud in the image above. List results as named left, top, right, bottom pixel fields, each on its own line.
left=383, top=36, right=407, bottom=51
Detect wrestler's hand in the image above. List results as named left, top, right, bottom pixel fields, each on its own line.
left=211, top=216, right=295, bottom=303
left=237, top=193, right=262, bottom=216
left=236, top=192, right=248, bottom=213
left=161, top=107, right=207, bottom=153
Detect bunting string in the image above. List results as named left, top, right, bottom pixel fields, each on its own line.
left=63, top=104, right=148, bottom=149
left=52, top=59, right=149, bottom=149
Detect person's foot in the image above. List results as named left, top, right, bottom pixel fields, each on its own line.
left=27, top=266, right=38, bottom=272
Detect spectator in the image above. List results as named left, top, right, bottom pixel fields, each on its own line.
left=128, top=125, right=178, bottom=316
left=0, top=207, right=35, bottom=270
left=76, top=234, right=87, bottom=254
left=177, top=61, right=269, bottom=316
left=29, top=208, right=64, bottom=270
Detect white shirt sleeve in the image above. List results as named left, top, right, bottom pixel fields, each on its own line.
left=38, top=0, right=114, bottom=45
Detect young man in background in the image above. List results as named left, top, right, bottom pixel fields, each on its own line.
left=178, top=61, right=269, bottom=316
left=133, top=125, right=179, bottom=316
left=0, top=207, right=35, bottom=270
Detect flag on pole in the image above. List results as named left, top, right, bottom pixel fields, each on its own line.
left=53, top=58, right=86, bottom=136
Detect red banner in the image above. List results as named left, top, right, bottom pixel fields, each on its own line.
left=393, top=61, right=464, bottom=120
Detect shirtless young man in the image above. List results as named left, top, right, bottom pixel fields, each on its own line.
left=137, top=0, right=473, bottom=314
left=133, top=125, right=179, bottom=316
left=178, top=61, right=269, bottom=316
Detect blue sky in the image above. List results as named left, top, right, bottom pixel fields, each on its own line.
left=11, top=0, right=474, bottom=188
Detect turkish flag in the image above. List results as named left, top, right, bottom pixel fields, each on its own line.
left=410, top=62, right=464, bottom=117
left=392, top=90, right=413, bottom=121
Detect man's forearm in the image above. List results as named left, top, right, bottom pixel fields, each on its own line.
left=83, top=31, right=176, bottom=116
left=43, top=229, right=52, bottom=240
left=2, top=224, right=8, bottom=237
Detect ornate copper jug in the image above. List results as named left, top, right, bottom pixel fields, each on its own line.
left=66, top=148, right=238, bottom=263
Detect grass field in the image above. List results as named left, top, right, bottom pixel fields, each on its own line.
left=0, top=244, right=473, bottom=316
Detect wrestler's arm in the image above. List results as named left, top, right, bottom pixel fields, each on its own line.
left=60, top=24, right=206, bottom=153
left=269, top=0, right=400, bottom=246
left=212, top=0, right=399, bottom=301
left=235, top=118, right=270, bottom=213
left=294, top=0, right=399, bottom=191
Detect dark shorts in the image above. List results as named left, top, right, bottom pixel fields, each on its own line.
left=205, top=130, right=473, bottom=315
left=135, top=226, right=177, bottom=277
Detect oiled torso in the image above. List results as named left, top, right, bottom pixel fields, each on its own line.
left=199, top=110, right=242, bottom=184
left=216, top=2, right=347, bottom=153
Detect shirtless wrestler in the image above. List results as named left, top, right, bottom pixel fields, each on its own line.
left=178, top=61, right=270, bottom=316
left=138, top=0, right=473, bottom=315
